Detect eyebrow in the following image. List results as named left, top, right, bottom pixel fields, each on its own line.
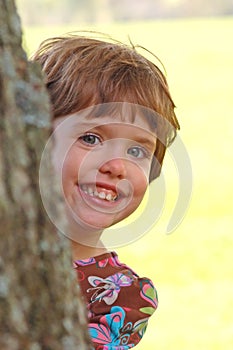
left=134, top=135, right=157, bottom=150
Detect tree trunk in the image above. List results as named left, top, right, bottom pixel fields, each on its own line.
left=0, top=0, right=92, bottom=349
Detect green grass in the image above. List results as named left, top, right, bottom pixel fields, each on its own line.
left=22, top=17, right=233, bottom=349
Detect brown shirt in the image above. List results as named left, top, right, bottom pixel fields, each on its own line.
left=74, top=251, right=158, bottom=349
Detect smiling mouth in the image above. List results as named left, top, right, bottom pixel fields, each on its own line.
left=80, top=184, right=118, bottom=202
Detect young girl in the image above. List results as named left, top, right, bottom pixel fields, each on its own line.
left=33, top=33, right=180, bottom=349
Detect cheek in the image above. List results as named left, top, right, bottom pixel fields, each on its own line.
left=131, top=170, right=148, bottom=199
left=121, top=176, right=148, bottom=220
left=62, top=149, right=83, bottom=184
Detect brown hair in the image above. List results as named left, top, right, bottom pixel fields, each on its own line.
left=32, top=33, right=180, bottom=181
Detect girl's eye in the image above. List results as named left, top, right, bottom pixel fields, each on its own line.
left=79, top=133, right=101, bottom=146
left=127, top=146, right=149, bottom=159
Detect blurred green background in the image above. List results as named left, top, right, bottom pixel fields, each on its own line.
left=17, top=0, right=233, bottom=348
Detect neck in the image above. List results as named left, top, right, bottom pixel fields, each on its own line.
left=71, top=240, right=108, bottom=260
left=66, top=217, right=108, bottom=260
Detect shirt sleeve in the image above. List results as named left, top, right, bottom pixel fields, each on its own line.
left=74, top=252, right=158, bottom=349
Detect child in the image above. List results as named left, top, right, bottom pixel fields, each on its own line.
left=33, top=33, right=180, bottom=349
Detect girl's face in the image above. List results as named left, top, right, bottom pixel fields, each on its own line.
left=52, top=109, right=157, bottom=234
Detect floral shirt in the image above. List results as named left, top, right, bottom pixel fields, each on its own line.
left=73, top=251, right=158, bottom=349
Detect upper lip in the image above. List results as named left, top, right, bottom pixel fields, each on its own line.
left=79, top=182, right=127, bottom=198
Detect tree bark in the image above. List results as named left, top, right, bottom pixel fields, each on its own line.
left=0, top=0, right=92, bottom=349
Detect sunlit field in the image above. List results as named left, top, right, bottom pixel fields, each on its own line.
left=22, top=17, right=233, bottom=349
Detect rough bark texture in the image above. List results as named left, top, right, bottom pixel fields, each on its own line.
left=0, top=1, right=92, bottom=349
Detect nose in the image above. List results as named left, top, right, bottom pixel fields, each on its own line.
left=99, top=157, right=127, bottom=179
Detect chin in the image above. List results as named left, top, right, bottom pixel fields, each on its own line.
left=71, top=211, right=116, bottom=231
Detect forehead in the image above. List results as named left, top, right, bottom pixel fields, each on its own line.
left=53, top=102, right=158, bottom=135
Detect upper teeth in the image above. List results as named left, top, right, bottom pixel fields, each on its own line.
left=80, top=185, right=117, bottom=201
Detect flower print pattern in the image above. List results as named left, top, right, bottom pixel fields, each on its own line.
left=74, top=252, right=130, bottom=270
left=89, top=306, right=134, bottom=349
left=132, top=317, right=149, bottom=339
left=139, top=279, right=158, bottom=315
left=75, top=257, right=96, bottom=266
left=74, top=251, right=158, bottom=349
left=87, top=273, right=133, bottom=305
left=96, top=258, right=109, bottom=268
